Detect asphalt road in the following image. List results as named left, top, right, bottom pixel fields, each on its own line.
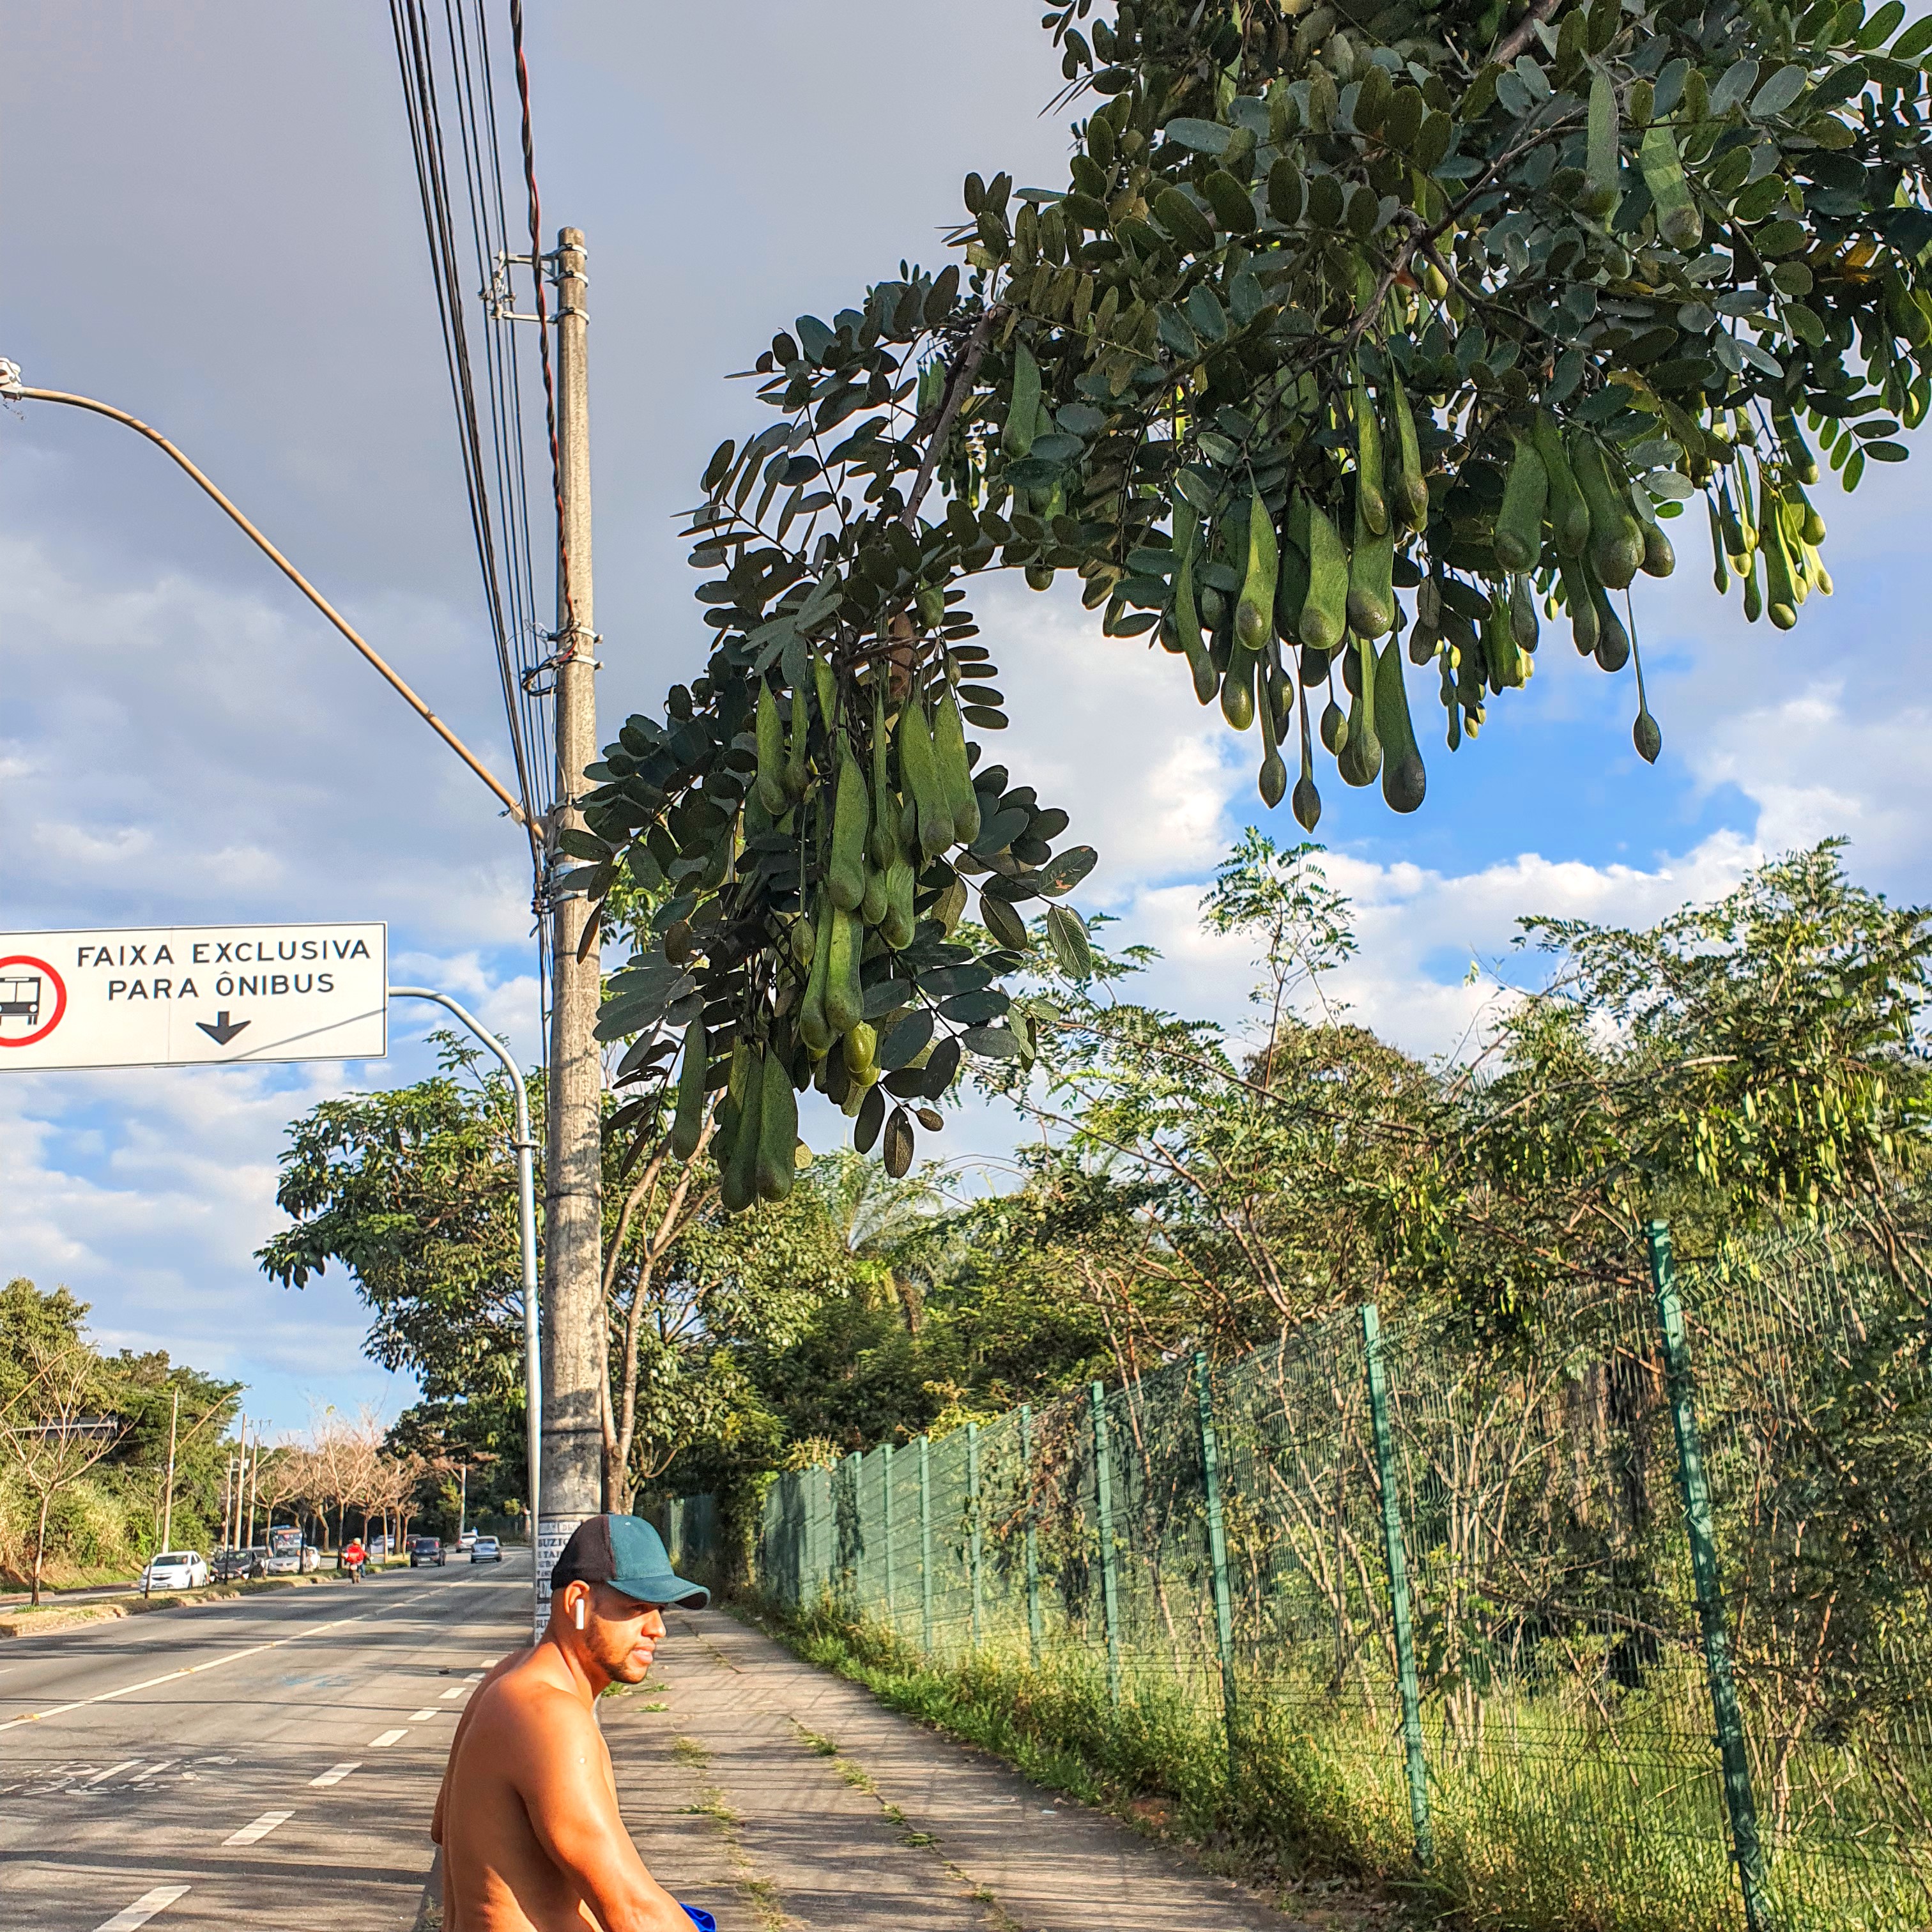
left=0, top=1552, right=532, bottom=1931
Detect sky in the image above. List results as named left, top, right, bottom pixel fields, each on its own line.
left=3, top=4, right=1929, bottom=1440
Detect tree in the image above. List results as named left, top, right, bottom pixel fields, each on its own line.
left=558, top=0, right=1932, bottom=1205
left=0, top=1335, right=128, bottom=1605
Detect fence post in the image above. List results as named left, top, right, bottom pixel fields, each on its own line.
left=1089, top=1381, right=1122, bottom=1708
left=1360, top=1305, right=1434, bottom=1868
left=967, top=1421, right=983, bottom=1650
left=1193, top=1351, right=1239, bottom=1784
left=882, top=1440, right=896, bottom=1627
left=847, top=1451, right=864, bottom=1613
left=919, top=1433, right=934, bottom=1653
left=1020, top=1404, right=1043, bottom=1667
left=1646, top=1219, right=1771, bottom=1932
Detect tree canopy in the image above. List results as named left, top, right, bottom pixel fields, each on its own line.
left=559, top=0, right=1932, bottom=1198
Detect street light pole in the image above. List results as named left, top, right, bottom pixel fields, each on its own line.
left=387, top=985, right=542, bottom=1634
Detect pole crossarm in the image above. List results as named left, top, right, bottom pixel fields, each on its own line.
left=3, top=378, right=527, bottom=827
left=388, top=984, right=543, bottom=1630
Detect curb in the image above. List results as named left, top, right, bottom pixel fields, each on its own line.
left=0, top=1568, right=362, bottom=1638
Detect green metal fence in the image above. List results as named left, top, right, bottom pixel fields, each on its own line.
left=673, top=1219, right=1932, bottom=1931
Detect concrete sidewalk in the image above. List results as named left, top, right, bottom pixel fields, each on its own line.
left=605, top=1607, right=1378, bottom=1932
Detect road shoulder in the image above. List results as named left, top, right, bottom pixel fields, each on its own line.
left=604, top=1606, right=1339, bottom=1932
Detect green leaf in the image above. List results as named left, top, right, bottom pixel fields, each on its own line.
left=1044, top=904, right=1094, bottom=979
left=556, top=829, right=613, bottom=861
left=1863, top=440, right=1909, bottom=461
left=1038, top=845, right=1098, bottom=896
left=962, top=706, right=1010, bottom=729
left=939, top=988, right=1010, bottom=1023
left=878, top=1009, right=934, bottom=1070
left=1751, top=65, right=1811, bottom=118
left=1163, top=116, right=1234, bottom=154
left=961, top=1023, right=1022, bottom=1058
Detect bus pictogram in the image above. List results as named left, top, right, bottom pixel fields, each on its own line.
left=0, top=955, right=68, bottom=1048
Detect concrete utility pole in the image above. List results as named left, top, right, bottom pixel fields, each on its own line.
left=159, top=1387, right=180, bottom=1556
left=541, top=223, right=604, bottom=1625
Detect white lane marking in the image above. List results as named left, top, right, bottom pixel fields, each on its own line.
left=440, top=1686, right=466, bottom=1699
left=93, top=1887, right=190, bottom=1930
left=370, top=1728, right=408, bottom=1748
left=408, top=1707, right=439, bottom=1722
left=83, top=1758, right=143, bottom=1786
left=136, top=1759, right=178, bottom=1781
left=309, top=1761, right=360, bottom=1788
left=0, top=1612, right=375, bottom=1735
left=224, top=1809, right=293, bottom=1846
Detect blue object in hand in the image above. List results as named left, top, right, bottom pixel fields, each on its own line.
left=681, top=1908, right=716, bottom=1932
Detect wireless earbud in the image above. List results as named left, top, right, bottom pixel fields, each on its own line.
left=574, top=1595, right=586, bottom=1630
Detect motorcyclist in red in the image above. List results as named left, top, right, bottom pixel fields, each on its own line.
left=343, top=1537, right=368, bottom=1583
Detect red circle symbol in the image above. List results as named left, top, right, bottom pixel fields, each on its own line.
left=0, top=955, right=68, bottom=1049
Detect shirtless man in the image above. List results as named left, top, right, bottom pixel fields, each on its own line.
left=433, top=1514, right=711, bottom=1931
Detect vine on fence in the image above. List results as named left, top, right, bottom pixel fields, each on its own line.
left=565, top=0, right=1932, bottom=1196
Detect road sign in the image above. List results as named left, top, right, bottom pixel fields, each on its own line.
left=0, top=923, right=387, bottom=1070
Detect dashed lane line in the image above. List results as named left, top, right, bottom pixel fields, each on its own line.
left=0, top=1579, right=496, bottom=1736
left=224, top=1809, right=293, bottom=1846
left=370, top=1728, right=408, bottom=1748
left=82, top=1758, right=143, bottom=1786
left=310, top=1761, right=360, bottom=1787
left=408, top=1707, right=440, bottom=1722
left=93, top=1887, right=190, bottom=1930
left=440, top=1685, right=467, bottom=1699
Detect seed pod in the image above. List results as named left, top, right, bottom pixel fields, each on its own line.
left=1002, top=341, right=1041, bottom=457
left=670, top=1018, right=707, bottom=1162
left=1639, top=518, right=1675, bottom=579
left=1235, top=492, right=1279, bottom=654
left=1580, top=71, right=1621, bottom=219
left=755, top=1049, right=799, bottom=1202
left=828, top=750, right=870, bottom=912
left=1374, top=638, right=1426, bottom=813
left=896, top=698, right=953, bottom=860
left=1300, top=498, right=1350, bottom=652
left=755, top=682, right=787, bottom=816
left=882, top=854, right=917, bottom=949
left=1494, top=438, right=1549, bottom=572
left=1346, top=516, right=1395, bottom=639
left=799, top=885, right=835, bottom=1055
left=1508, top=572, right=1540, bottom=652
left=721, top=1048, right=764, bottom=1212
left=1531, top=413, right=1591, bottom=557
left=1558, top=554, right=1600, bottom=654
left=1353, top=374, right=1389, bottom=537
left=931, top=689, right=982, bottom=845
left=824, top=906, right=864, bottom=1036
left=1638, top=123, right=1701, bottom=252
left=1590, top=578, right=1630, bottom=670
left=783, top=683, right=809, bottom=801
left=1570, top=434, right=1643, bottom=590
left=868, top=691, right=900, bottom=871
left=1386, top=381, right=1430, bottom=532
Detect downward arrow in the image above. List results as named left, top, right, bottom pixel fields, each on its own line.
left=196, top=1011, right=250, bottom=1046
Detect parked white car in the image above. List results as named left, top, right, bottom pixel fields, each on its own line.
left=141, top=1551, right=209, bottom=1591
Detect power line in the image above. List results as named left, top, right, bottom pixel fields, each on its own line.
left=388, top=0, right=563, bottom=1043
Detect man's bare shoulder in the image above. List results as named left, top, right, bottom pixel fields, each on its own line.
left=469, top=1646, right=598, bottom=1752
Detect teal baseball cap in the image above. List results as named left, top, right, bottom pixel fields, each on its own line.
left=549, top=1513, right=709, bottom=1610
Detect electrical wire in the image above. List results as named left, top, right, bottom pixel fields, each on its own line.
left=509, top=0, right=579, bottom=661
left=388, top=0, right=561, bottom=1041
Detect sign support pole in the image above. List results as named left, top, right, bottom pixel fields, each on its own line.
left=388, top=986, right=542, bottom=1636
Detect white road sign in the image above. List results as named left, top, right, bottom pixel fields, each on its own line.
left=0, top=923, right=387, bottom=1071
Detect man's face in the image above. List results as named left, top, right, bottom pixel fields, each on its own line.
left=581, top=1584, right=665, bottom=1683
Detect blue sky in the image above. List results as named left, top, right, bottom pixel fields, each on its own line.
left=4, top=4, right=1929, bottom=1439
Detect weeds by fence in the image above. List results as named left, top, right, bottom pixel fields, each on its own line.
left=671, top=1218, right=1932, bottom=1931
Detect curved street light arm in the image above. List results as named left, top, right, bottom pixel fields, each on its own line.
left=3, top=378, right=528, bottom=829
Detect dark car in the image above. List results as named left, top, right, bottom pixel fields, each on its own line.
left=211, top=1546, right=265, bottom=1582
left=470, top=1535, right=502, bottom=1563
left=408, top=1535, right=446, bottom=1568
